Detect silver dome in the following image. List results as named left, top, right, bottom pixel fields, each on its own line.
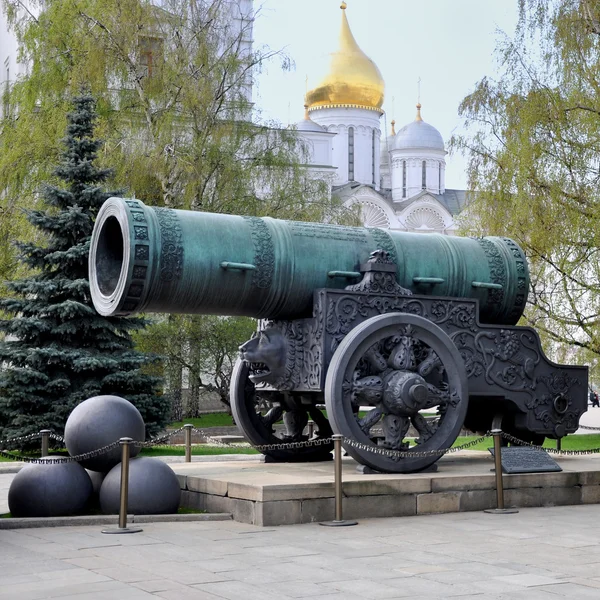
left=394, top=120, right=444, bottom=151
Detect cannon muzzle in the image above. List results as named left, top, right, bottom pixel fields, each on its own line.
left=89, top=198, right=529, bottom=324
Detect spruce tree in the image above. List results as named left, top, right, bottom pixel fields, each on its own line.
left=0, top=92, right=168, bottom=444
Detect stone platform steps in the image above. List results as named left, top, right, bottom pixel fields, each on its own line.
left=171, top=451, right=600, bottom=526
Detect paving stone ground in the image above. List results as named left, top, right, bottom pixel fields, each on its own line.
left=2, top=505, right=600, bottom=599
left=2, top=408, right=600, bottom=598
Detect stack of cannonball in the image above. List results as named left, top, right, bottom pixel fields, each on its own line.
left=8, top=395, right=180, bottom=518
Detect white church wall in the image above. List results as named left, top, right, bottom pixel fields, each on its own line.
left=0, top=1, right=38, bottom=118
left=295, top=132, right=335, bottom=168
left=309, top=106, right=381, bottom=188
left=390, top=150, right=446, bottom=201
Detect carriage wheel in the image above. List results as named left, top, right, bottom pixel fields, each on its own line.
left=325, top=313, right=469, bottom=473
left=230, top=358, right=334, bottom=461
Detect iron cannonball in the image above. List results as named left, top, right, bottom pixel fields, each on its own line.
left=86, top=469, right=105, bottom=495
left=8, top=458, right=93, bottom=518
left=64, top=395, right=145, bottom=471
left=99, top=457, right=181, bottom=515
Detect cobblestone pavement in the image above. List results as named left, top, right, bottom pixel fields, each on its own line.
left=1, top=505, right=600, bottom=599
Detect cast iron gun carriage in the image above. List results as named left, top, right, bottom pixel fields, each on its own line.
left=89, top=198, right=588, bottom=473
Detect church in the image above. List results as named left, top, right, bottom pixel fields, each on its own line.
left=294, top=2, right=468, bottom=234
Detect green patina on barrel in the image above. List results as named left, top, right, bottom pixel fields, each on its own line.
left=89, top=198, right=529, bottom=325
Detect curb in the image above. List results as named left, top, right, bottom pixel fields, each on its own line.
left=0, top=512, right=232, bottom=530
left=0, top=464, right=24, bottom=474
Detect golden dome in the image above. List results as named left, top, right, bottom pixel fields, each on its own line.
left=305, top=3, right=384, bottom=113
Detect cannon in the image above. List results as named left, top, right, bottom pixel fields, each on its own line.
left=89, top=198, right=588, bottom=473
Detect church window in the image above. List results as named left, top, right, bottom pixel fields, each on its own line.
left=372, top=129, right=376, bottom=185
left=348, top=127, right=355, bottom=181
left=402, top=161, right=406, bottom=198
left=438, top=162, right=442, bottom=193
left=422, top=161, right=426, bottom=189
left=138, top=36, right=163, bottom=78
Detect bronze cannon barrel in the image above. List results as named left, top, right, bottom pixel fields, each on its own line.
left=89, top=198, right=529, bottom=324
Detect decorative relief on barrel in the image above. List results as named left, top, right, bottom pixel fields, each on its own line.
left=476, top=238, right=506, bottom=309
left=243, top=217, right=274, bottom=289
left=134, top=226, right=148, bottom=240
left=289, top=222, right=367, bottom=242
left=118, top=202, right=152, bottom=313
left=153, top=207, right=183, bottom=283
left=502, top=237, right=529, bottom=323
left=135, top=245, right=149, bottom=261
left=367, top=228, right=398, bottom=266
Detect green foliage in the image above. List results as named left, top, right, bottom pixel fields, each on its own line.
left=0, top=92, right=169, bottom=443
left=0, top=0, right=352, bottom=220
left=452, top=0, right=600, bottom=366
left=134, top=314, right=256, bottom=415
left=0, top=0, right=357, bottom=415
left=452, top=433, right=600, bottom=452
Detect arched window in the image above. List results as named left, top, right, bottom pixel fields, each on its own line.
left=422, top=161, right=427, bottom=189
left=402, top=160, right=407, bottom=198
left=348, top=127, right=355, bottom=181
left=438, top=162, right=442, bottom=193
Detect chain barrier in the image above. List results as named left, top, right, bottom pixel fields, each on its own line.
left=498, top=432, right=600, bottom=456
left=139, top=426, right=188, bottom=448
left=6, top=423, right=600, bottom=465
left=0, top=432, right=43, bottom=448
left=250, top=433, right=491, bottom=457
left=0, top=424, right=250, bottom=464
left=190, top=426, right=247, bottom=447
left=0, top=440, right=123, bottom=464
left=577, top=424, right=600, bottom=431
left=249, top=430, right=600, bottom=459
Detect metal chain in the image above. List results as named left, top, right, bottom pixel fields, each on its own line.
left=0, top=440, right=123, bottom=464
left=139, top=425, right=188, bottom=447
left=0, top=432, right=43, bottom=447
left=250, top=433, right=490, bottom=457
left=248, top=431, right=600, bottom=459
left=499, top=432, right=600, bottom=456
left=190, top=426, right=247, bottom=447
left=252, top=437, right=334, bottom=452
left=577, top=424, right=600, bottom=431
left=6, top=424, right=600, bottom=465
left=343, top=433, right=491, bottom=458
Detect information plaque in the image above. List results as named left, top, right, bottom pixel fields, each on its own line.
left=488, top=446, right=562, bottom=474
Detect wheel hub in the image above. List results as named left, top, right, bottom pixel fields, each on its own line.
left=382, top=370, right=429, bottom=415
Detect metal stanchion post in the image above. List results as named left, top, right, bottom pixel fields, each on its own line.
left=556, top=437, right=562, bottom=451
left=184, top=424, right=193, bottom=462
left=320, top=434, right=357, bottom=527
left=40, top=429, right=51, bottom=458
left=307, top=420, right=314, bottom=440
left=484, top=429, right=518, bottom=515
left=102, top=438, right=142, bottom=534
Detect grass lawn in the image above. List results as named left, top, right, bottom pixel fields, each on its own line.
left=452, top=433, right=600, bottom=452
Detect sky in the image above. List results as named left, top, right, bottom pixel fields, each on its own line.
left=251, top=0, right=519, bottom=190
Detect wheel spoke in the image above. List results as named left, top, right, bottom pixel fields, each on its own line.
left=325, top=313, right=468, bottom=473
